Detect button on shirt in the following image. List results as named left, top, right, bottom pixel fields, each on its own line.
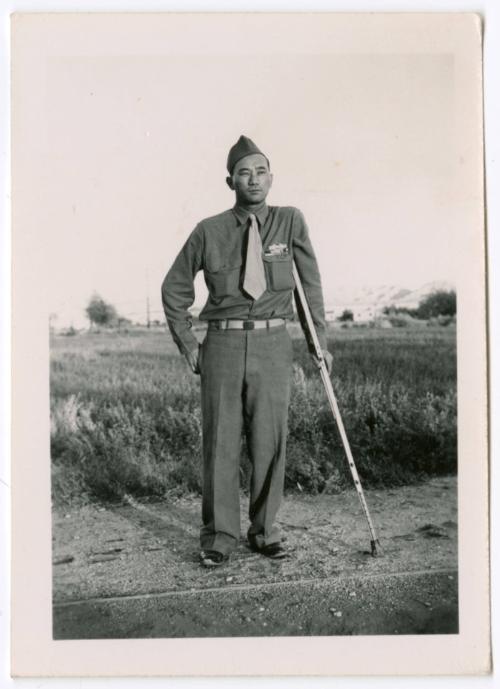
left=161, top=204, right=327, bottom=356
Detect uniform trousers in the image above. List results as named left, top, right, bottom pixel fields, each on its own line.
left=199, top=324, right=293, bottom=555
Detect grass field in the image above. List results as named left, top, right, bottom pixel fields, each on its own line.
left=50, top=324, right=457, bottom=506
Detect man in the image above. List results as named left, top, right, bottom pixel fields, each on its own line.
left=162, top=135, right=332, bottom=567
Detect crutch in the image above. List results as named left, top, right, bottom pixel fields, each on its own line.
left=292, top=262, right=382, bottom=557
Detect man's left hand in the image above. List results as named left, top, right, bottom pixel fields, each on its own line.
left=312, top=349, right=333, bottom=375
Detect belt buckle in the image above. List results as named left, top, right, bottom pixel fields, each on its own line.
left=243, top=320, right=255, bottom=330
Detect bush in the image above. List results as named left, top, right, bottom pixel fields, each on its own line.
left=51, top=394, right=202, bottom=504
left=387, top=314, right=411, bottom=328
left=284, top=367, right=456, bottom=494
left=427, top=314, right=456, bottom=327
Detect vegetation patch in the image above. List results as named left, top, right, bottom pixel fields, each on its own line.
left=50, top=327, right=457, bottom=505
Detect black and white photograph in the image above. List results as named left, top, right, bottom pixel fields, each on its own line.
left=9, top=11, right=489, bottom=677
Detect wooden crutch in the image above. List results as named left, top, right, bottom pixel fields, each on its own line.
left=292, top=262, right=382, bottom=557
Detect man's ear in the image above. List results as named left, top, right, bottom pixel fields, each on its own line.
left=269, top=172, right=274, bottom=187
left=226, top=176, right=234, bottom=190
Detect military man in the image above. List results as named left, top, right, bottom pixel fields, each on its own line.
left=162, top=135, right=332, bottom=567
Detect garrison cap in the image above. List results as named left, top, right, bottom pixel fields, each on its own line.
left=227, top=135, right=269, bottom=174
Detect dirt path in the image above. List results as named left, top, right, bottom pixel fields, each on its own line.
left=52, top=476, right=458, bottom=638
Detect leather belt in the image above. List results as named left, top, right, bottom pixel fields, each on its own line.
left=208, top=318, right=286, bottom=331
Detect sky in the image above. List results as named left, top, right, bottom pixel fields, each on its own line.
left=19, top=22, right=458, bottom=327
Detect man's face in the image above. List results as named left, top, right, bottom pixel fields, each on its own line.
left=226, top=153, right=273, bottom=205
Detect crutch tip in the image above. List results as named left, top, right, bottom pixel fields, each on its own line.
left=370, top=539, right=382, bottom=558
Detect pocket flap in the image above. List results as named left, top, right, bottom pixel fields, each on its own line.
left=206, top=256, right=243, bottom=274
left=263, top=254, right=292, bottom=263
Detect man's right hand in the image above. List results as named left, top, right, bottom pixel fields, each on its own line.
left=185, top=344, right=201, bottom=375
left=311, top=348, right=333, bottom=375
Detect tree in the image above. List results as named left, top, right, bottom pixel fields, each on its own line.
left=338, top=309, right=354, bottom=322
left=416, top=290, right=456, bottom=319
left=85, top=294, right=118, bottom=328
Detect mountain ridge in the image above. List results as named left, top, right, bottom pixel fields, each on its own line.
left=325, top=280, right=455, bottom=320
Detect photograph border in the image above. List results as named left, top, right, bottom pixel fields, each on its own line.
left=7, top=9, right=491, bottom=679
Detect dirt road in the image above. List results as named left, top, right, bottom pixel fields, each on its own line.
left=52, top=477, right=458, bottom=638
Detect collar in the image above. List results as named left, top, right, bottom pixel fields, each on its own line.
left=232, top=202, right=269, bottom=227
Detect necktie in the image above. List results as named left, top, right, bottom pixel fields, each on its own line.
left=243, top=213, right=267, bottom=301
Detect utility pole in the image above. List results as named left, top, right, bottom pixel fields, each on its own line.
left=146, top=269, right=151, bottom=329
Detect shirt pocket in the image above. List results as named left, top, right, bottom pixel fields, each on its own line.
left=263, top=255, right=295, bottom=292
left=204, top=259, right=243, bottom=300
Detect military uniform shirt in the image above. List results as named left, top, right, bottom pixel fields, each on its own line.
left=162, top=203, right=327, bottom=356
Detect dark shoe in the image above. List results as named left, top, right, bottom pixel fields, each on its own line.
left=249, top=541, right=288, bottom=559
left=199, top=549, right=229, bottom=568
